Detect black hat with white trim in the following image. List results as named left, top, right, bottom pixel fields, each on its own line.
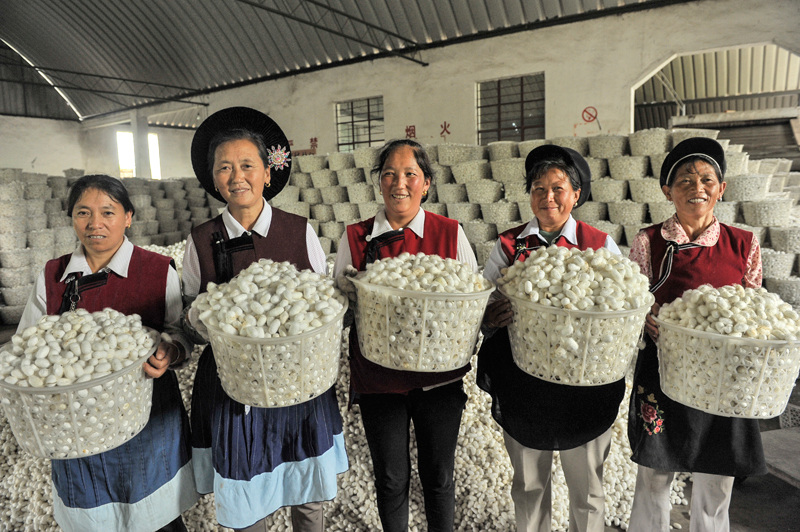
left=660, top=137, right=726, bottom=188
left=191, top=107, right=292, bottom=203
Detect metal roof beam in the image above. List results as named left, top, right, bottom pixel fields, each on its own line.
left=236, top=0, right=428, bottom=66
left=0, top=77, right=208, bottom=106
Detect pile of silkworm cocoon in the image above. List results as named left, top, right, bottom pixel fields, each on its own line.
left=0, top=309, right=155, bottom=459
left=0, top=309, right=155, bottom=387
left=497, top=246, right=650, bottom=311
left=192, top=259, right=346, bottom=339
left=359, top=252, right=489, bottom=293
left=657, top=284, right=800, bottom=340
left=142, top=241, right=187, bottom=277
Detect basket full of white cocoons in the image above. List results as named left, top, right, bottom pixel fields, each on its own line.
left=654, top=284, right=800, bottom=418
left=193, top=259, right=347, bottom=408
left=497, top=246, right=653, bottom=386
left=0, top=309, right=159, bottom=459
left=350, top=253, right=493, bottom=372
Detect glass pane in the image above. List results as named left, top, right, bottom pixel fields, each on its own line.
left=499, top=129, right=522, bottom=142
left=370, top=98, right=384, bottom=118
left=479, top=107, right=499, bottom=129
left=479, top=131, right=499, bottom=144
left=523, top=126, right=545, bottom=141
left=499, top=78, right=521, bottom=101
left=500, top=103, right=522, bottom=129
left=523, top=75, right=545, bottom=97
left=479, top=82, right=499, bottom=106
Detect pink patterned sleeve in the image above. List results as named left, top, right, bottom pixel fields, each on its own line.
left=629, top=231, right=653, bottom=284
left=744, top=233, right=762, bottom=288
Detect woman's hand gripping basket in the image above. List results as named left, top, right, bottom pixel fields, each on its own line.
left=497, top=246, right=653, bottom=385
left=194, top=259, right=347, bottom=408
left=0, top=309, right=159, bottom=459
left=351, top=253, right=493, bottom=372
left=654, top=284, right=800, bottom=418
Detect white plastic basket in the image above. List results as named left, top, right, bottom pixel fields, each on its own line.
left=501, top=287, right=653, bottom=385
left=654, top=316, right=800, bottom=418
left=205, top=299, right=347, bottom=408
left=0, top=329, right=158, bottom=459
left=351, top=276, right=493, bottom=372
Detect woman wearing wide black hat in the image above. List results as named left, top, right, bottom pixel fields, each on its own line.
left=181, top=107, right=348, bottom=531
left=626, top=137, right=764, bottom=531
left=477, top=144, right=623, bottom=532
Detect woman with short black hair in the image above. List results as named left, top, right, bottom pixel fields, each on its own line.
left=18, top=173, right=198, bottom=532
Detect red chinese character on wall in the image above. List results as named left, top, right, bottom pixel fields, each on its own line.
left=440, top=121, right=451, bottom=140
left=288, top=139, right=294, bottom=146
left=310, top=137, right=318, bottom=149
left=405, top=126, right=416, bottom=139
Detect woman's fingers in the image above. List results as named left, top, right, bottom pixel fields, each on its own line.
left=143, top=342, right=174, bottom=378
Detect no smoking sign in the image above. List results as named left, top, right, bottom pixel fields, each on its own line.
left=582, top=106, right=597, bottom=123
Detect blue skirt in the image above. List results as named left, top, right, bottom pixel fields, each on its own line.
left=51, top=370, right=199, bottom=532
left=191, top=345, right=349, bottom=529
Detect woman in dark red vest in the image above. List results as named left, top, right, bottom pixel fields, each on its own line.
left=478, top=145, right=622, bottom=532
left=333, top=139, right=478, bottom=532
left=16, top=174, right=198, bottom=532
left=627, top=138, right=764, bottom=532
left=181, top=107, right=347, bottom=532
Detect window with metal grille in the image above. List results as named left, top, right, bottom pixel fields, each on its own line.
left=336, top=96, right=384, bottom=153
left=477, top=73, right=545, bottom=144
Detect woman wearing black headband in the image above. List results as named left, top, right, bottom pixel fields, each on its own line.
left=477, top=144, right=623, bottom=532
left=181, top=107, right=347, bottom=532
left=626, top=137, right=765, bottom=531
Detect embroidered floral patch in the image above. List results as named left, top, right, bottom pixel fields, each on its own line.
left=637, top=386, right=665, bottom=435
left=267, top=144, right=291, bottom=171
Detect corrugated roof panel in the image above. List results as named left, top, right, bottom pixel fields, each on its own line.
left=2, top=0, right=798, bottom=122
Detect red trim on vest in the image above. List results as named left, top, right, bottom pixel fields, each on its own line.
left=191, top=208, right=312, bottom=293
left=44, top=247, right=171, bottom=330
left=347, top=211, right=466, bottom=395
left=645, top=223, right=753, bottom=306
left=499, top=220, right=609, bottom=263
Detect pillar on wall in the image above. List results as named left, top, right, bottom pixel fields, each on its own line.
left=131, top=111, right=151, bottom=178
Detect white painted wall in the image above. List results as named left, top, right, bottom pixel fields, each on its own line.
left=1, top=0, right=797, bottom=175
left=0, top=116, right=82, bottom=175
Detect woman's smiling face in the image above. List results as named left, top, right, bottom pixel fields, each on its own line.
left=663, top=159, right=726, bottom=221
left=379, top=145, right=430, bottom=228
left=212, top=138, right=270, bottom=211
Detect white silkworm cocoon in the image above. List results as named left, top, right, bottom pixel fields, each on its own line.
left=496, top=246, right=650, bottom=311
left=191, top=259, right=345, bottom=339
left=359, top=252, right=488, bottom=293
left=0, top=309, right=154, bottom=388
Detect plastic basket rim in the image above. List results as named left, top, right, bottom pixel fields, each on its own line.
left=351, top=274, right=495, bottom=301
left=0, top=328, right=159, bottom=395
left=499, top=284, right=654, bottom=318
left=652, top=315, right=800, bottom=348
left=203, top=295, right=349, bottom=344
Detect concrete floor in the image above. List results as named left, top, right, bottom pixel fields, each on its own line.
left=2, top=324, right=799, bottom=531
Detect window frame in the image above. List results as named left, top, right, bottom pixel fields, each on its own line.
left=477, top=73, right=545, bottom=144
left=336, top=96, right=385, bottom=153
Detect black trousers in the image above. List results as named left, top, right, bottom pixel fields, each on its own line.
left=358, top=380, right=468, bottom=532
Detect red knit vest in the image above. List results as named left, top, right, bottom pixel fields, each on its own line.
left=645, top=223, right=753, bottom=306
left=44, top=247, right=171, bottom=330
left=499, top=220, right=609, bottom=263
left=347, top=211, right=465, bottom=394
left=191, top=208, right=312, bottom=294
